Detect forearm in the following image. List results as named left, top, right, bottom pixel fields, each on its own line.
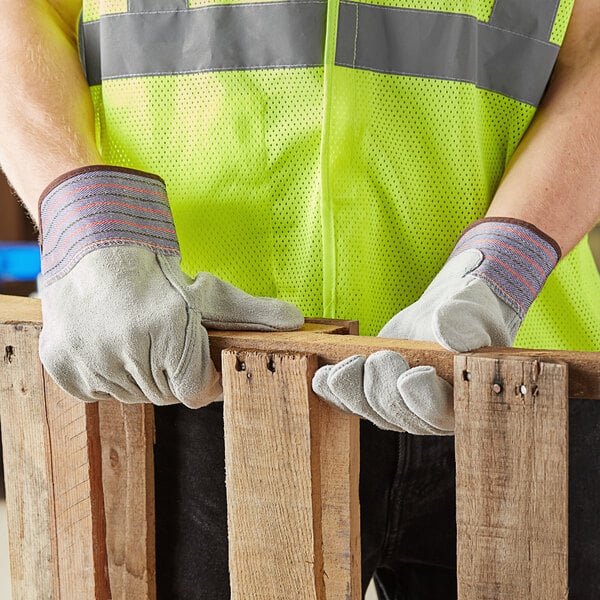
left=486, top=0, right=600, bottom=256
left=0, top=0, right=101, bottom=220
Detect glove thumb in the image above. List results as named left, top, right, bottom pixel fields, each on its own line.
left=188, top=271, right=304, bottom=331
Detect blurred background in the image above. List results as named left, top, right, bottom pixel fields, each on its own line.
left=0, top=174, right=39, bottom=297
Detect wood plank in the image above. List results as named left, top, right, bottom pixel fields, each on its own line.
left=0, top=321, right=111, bottom=599
left=223, top=350, right=326, bottom=600
left=43, top=379, right=111, bottom=599
left=98, top=402, right=156, bottom=599
left=317, top=402, right=361, bottom=599
left=0, top=294, right=42, bottom=324
left=0, top=323, right=57, bottom=600
left=209, top=331, right=599, bottom=400
left=1, top=295, right=598, bottom=398
left=304, top=317, right=360, bottom=335
left=466, top=346, right=598, bottom=401
left=0, top=292, right=594, bottom=600
left=454, top=354, right=569, bottom=600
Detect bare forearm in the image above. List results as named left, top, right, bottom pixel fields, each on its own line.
left=0, top=0, right=101, bottom=220
left=487, top=0, right=600, bottom=255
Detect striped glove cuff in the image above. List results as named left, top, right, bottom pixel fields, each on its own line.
left=39, top=166, right=180, bottom=286
left=451, top=218, right=561, bottom=319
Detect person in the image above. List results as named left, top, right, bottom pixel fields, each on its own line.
left=1, top=0, right=599, bottom=598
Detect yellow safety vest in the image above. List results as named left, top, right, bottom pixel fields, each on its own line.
left=79, top=0, right=600, bottom=350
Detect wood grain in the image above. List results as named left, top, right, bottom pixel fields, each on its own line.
left=454, top=354, right=569, bottom=600
left=223, top=350, right=326, bottom=599
left=0, top=295, right=42, bottom=325
left=0, top=321, right=111, bottom=599
left=1, top=293, right=596, bottom=600
left=98, top=402, right=156, bottom=599
left=0, top=323, right=57, bottom=600
left=317, top=401, right=361, bottom=599
left=209, top=330, right=598, bottom=400
left=43, top=378, right=111, bottom=599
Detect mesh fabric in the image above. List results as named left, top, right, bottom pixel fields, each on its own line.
left=84, top=0, right=600, bottom=350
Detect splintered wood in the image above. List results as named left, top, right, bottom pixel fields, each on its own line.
left=222, top=350, right=361, bottom=600
left=454, top=354, right=569, bottom=600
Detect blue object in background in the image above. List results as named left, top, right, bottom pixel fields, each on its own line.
left=0, top=242, right=41, bottom=282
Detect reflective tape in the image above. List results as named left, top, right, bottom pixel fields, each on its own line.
left=128, top=0, right=189, bottom=10
left=80, top=1, right=327, bottom=86
left=488, top=0, right=560, bottom=41
left=80, top=1, right=561, bottom=105
left=335, top=2, right=560, bottom=106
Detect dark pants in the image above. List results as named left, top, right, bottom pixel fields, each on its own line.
left=154, top=399, right=600, bottom=599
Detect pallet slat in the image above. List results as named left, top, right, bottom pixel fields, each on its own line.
left=455, top=355, right=569, bottom=599
left=1, top=294, right=598, bottom=599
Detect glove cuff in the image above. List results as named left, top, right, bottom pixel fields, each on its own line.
left=451, top=218, right=560, bottom=319
left=39, top=166, right=180, bottom=285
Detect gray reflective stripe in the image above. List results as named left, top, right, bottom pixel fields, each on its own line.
left=335, top=2, right=560, bottom=106
left=489, top=0, right=560, bottom=41
left=128, top=0, right=189, bottom=11
left=80, top=1, right=560, bottom=106
left=81, top=2, right=327, bottom=86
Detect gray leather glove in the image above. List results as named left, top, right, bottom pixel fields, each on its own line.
left=38, top=166, right=303, bottom=407
left=313, top=218, right=560, bottom=434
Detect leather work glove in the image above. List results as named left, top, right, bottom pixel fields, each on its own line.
left=313, top=218, right=560, bottom=434
left=38, top=166, right=304, bottom=407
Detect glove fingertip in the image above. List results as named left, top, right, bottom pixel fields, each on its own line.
left=180, top=377, right=223, bottom=409
left=311, top=365, right=333, bottom=397
left=312, top=364, right=358, bottom=416
left=397, top=367, right=455, bottom=432
left=170, top=357, right=223, bottom=408
left=365, top=350, right=409, bottom=372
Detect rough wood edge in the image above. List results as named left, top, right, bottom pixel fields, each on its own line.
left=0, top=322, right=112, bottom=599
left=42, top=368, right=111, bottom=599
left=317, top=401, right=361, bottom=599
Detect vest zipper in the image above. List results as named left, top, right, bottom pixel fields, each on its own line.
left=320, top=0, right=340, bottom=319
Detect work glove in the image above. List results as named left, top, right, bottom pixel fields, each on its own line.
left=313, top=218, right=560, bottom=434
left=38, top=166, right=304, bottom=407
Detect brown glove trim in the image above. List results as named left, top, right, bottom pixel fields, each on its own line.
left=462, top=217, right=562, bottom=260
left=38, top=165, right=165, bottom=229
left=39, top=167, right=178, bottom=286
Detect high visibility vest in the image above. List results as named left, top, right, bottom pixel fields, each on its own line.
left=78, top=0, right=600, bottom=350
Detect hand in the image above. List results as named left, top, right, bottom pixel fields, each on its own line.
left=312, top=350, right=454, bottom=434
left=38, top=166, right=303, bottom=407
left=313, top=219, right=559, bottom=434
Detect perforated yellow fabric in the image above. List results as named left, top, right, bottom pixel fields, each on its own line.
left=90, top=69, right=326, bottom=320
left=82, top=0, right=125, bottom=22
left=516, top=239, right=600, bottom=351
left=551, top=0, right=575, bottom=45
left=353, top=0, right=494, bottom=20
left=324, top=69, right=538, bottom=334
left=84, top=0, right=599, bottom=351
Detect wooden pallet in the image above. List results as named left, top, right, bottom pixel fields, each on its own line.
left=1, top=295, right=598, bottom=599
